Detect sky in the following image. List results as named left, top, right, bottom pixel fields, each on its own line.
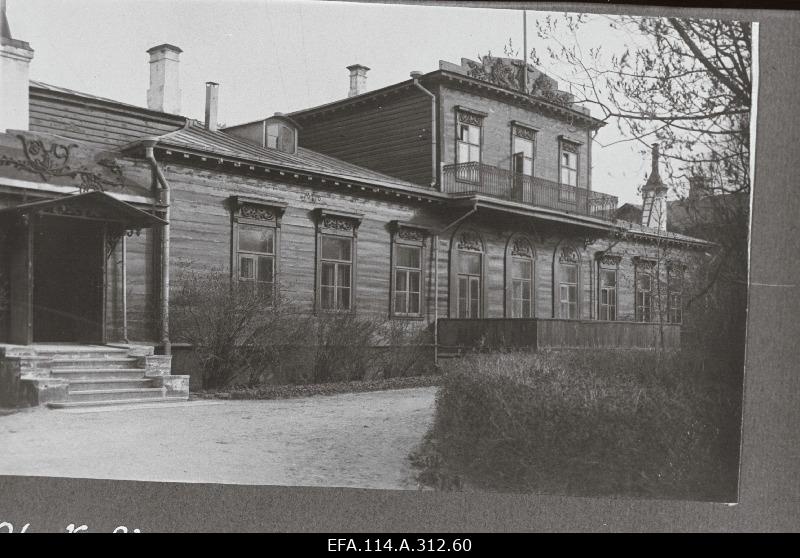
left=7, top=0, right=695, bottom=204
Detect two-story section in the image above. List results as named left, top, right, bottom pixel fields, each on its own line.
left=289, top=56, right=616, bottom=219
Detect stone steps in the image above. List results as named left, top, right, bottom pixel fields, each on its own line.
left=48, top=357, right=140, bottom=369
left=66, top=378, right=157, bottom=391
left=47, top=396, right=189, bottom=410
left=66, top=387, right=166, bottom=403
left=50, top=368, right=150, bottom=380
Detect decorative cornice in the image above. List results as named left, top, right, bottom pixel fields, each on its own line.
left=512, top=124, right=537, bottom=141
left=456, top=109, right=485, bottom=127
left=633, top=256, right=657, bottom=269
left=314, top=208, right=363, bottom=234
left=596, top=252, right=623, bottom=267
left=229, top=195, right=287, bottom=224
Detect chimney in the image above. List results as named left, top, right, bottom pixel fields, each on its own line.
left=347, top=64, right=369, bottom=97
left=1, top=0, right=34, bottom=132
left=147, top=43, right=182, bottom=114
left=204, top=81, right=219, bottom=131
left=641, top=143, right=669, bottom=231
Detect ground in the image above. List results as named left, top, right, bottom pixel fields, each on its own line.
left=0, top=387, right=437, bottom=490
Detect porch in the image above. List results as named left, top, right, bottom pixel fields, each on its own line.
left=441, top=162, right=619, bottom=221
left=437, top=318, right=681, bottom=355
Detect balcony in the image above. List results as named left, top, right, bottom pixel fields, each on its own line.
left=442, top=162, right=618, bottom=221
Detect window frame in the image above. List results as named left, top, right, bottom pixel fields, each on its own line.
left=634, top=257, right=657, bottom=323
left=390, top=222, right=429, bottom=319
left=454, top=107, right=486, bottom=183
left=229, top=196, right=287, bottom=307
left=314, top=208, right=362, bottom=314
left=667, top=261, right=686, bottom=324
left=554, top=244, right=581, bottom=320
left=596, top=253, right=622, bottom=322
left=558, top=138, right=581, bottom=203
left=505, top=234, right=535, bottom=319
left=449, top=227, right=487, bottom=319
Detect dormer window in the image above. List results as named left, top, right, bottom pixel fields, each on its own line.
left=264, top=114, right=299, bottom=154
left=266, top=122, right=296, bottom=153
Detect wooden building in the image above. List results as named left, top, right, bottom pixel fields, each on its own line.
left=0, top=13, right=711, bottom=407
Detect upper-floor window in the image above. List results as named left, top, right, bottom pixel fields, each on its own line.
left=229, top=196, right=287, bottom=306
left=668, top=262, right=685, bottom=324
left=391, top=223, right=428, bottom=318
left=315, top=209, right=362, bottom=312
left=559, top=140, right=580, bottom=204
left=512, top=125, right=536, bottom=176
left=635, top=258, right=656, bottom=323
left=456, top=109, right=484, bottom=165
left=597, top=254, right=621, bottom=321
left=556, top=245, right=580, bottom=319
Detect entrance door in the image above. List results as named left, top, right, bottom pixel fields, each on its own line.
left=33, top=217, right=106, bottom=343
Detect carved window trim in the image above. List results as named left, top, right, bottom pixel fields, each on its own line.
left=554, top=243, right=581, bottom=319
left=595, top=252, right=622, bottom=322
left=314, top=209, right=363, bottom=313
left=449, top=227, right=487, bottom=319
left=505, top=234, right=535, bottom=318
left=229, top=196, right=287, bottom=306
left=389, top=221, right=430, bottom=319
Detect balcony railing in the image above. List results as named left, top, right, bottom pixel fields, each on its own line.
left=442, top=162, right=618, bottom=220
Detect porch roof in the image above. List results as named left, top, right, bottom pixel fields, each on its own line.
left=0, top=191, right=167, bottom=228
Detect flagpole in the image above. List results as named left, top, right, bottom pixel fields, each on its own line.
left=522, top=9, right=528, bottom=92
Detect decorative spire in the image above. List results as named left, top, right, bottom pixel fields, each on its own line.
left=644, top=142, right=667, bottom=192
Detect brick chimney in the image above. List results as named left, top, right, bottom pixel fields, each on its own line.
left=347, top=64, right=369, bottom=97
left=147, top=43, right=182, bottom=114
left=641, top=143, right=669, bottom=231
left=1, top=0, right=34, bottom=132
left=204, top=81, right=219, bottom=131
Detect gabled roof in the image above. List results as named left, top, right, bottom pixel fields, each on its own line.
left=146, top=120, right=436, bottom=195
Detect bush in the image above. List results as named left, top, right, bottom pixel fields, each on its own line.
left=423, top=349, right=741, bottom=501
left=171, top=265, right=437, bottom=389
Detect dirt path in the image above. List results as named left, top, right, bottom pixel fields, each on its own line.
left=0, top=387, right=437, bottom=490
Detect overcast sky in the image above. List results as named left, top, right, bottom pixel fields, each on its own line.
left=8, top=0, right=705, bottom=204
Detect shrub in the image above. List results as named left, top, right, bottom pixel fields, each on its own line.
left=425, top=349, right=741, bottom=501
left=171, top=265, right=437, bottom=389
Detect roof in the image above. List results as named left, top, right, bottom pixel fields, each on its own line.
left=0, top=191, right=167, bottom=228
left=289, top=69, right=606, bottom=129
left=148, top=120, right=435, bottom=195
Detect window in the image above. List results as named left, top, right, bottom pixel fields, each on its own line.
left=668, top=263, right=685, bottom=324
left=457, top=123, right=481, bottom=164
left=456, top=109, right=484, bottom=166
left=556, top=246, right=580, bottom=319
left=559, top=140, right=579, bottom=203
left=230, top=196, right=286, bottom=305
left=315, top=209, right=362, bottom=312
left=266, top=121, right=296, bottom=154
left=635, top=260, right=655, bottom=322
left=391, top=223, right=428, bottom=318
left=506, top=235, right=535, bottom=318
left=320, top=235, right=353, bottom=311
left=597, top=254, right=621, bottom=321
left=512, top=136, right=534, bottom=176
left=450, top=229, right=485, bottom=319
left=560, top=150, right=578, bottom=186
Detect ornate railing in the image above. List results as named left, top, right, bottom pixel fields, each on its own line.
left=442, top=162, right=618, bottom=220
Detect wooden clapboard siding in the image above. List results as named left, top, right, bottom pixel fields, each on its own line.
left=28, top=88, right=184, bottom=149
left=294, top=90, right=434, bottom=187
